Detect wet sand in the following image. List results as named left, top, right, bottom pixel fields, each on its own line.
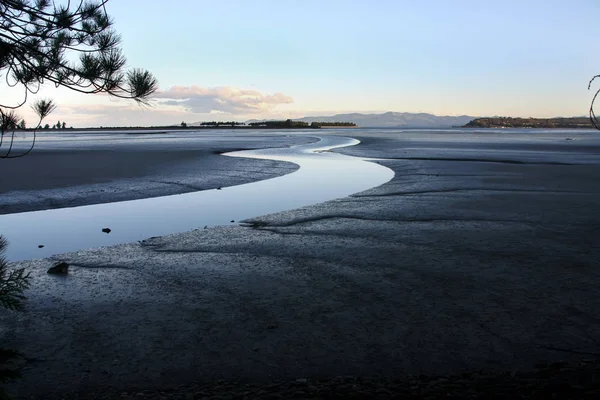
left=2, top=129, right=600, bottom=398
left=0, top=132, right=316, bottom=214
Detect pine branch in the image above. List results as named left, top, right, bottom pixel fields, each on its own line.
left=0, top=0, right=158, bottom=110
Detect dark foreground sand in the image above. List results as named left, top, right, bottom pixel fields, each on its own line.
left=2, top=129, right=600, bottom=399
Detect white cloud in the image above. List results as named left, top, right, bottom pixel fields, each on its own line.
left=8, top=84, right=298, bottom=127
left=55, top=103, right=192, bottom=127
left=154, top=86, right=294, bottom=114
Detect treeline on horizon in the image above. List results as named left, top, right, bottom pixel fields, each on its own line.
left=0, top=119, right=72, bottom=130
left=463, top=117, right=592, bottom=129
left=248, top=119, right=310, bottom=128
left=198, top=120, right=314, bottom=128
left=13, top=119, right=358, bottom=131
left=310, top=121, right=357, bottom=127
left=247, top=120, right=356, bottom=128
left=199, top=119, right=357, bottom=128
left=199, top=121, right=245, bottom=126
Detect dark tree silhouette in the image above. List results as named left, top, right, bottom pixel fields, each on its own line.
left=0, top=98, right=55, bottom=158
left=0, top=236, right=31, bottom=388
left=0, top=237, right=29, bottom=313
left=0, top=0, right=158, bottom=107
left=0, top=0, right=159, bottom=157
left=589, top=75, right=600, bottom=130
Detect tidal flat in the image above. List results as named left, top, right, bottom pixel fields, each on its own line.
left=1, top=128, right=600, bottom=398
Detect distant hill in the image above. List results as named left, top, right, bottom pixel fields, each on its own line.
left=289, top=112, right=476, bottom=128
left=463, top=117, right=592, bottom=129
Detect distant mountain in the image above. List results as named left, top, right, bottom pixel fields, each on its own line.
left=291, top=112, right=476, bottom=128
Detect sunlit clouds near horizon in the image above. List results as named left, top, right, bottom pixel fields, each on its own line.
left=155, top=86, right=294, bottom=114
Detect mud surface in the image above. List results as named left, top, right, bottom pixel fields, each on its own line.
left=0, top=131, right=316, bottom=214
left=2, top=129, right=600, bottom=398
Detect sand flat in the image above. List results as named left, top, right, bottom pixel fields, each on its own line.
left=2, top=129, right=600, bottom=398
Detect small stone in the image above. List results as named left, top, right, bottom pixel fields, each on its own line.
left=230, top=220, right=235, bottom=223
left=216, top=187, right=222, bottom=190
left=47, top=261, right=69, bottom=275
left=38, top=244, right=44, bottom=248
left=267, top=324, right=279, bottom=330
left=102, top=227, right=111, bottom=234
left=296, top=378, right=308, bottom=384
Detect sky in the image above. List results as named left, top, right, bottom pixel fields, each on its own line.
left=2, top=0, right=600, bottom=127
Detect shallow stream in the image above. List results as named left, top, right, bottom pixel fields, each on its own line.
left=0, top=136, right=394, bottom=261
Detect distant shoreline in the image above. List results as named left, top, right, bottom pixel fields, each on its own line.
left=18, top=123, right=597, bottom=133
left=24, top=124, right=359, bottom=133
left=462, top=116, right=593, bottom=129
left=28, top=125, right=318, bottom=133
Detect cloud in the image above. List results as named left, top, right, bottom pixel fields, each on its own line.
left=55, top=103, right=193, bottom=127
left=154, top=86, right=293, bottom=114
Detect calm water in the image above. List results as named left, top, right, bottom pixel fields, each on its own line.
left=0, top=135, right=394, bottom=261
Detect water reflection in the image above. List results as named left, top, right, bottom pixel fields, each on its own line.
left=0, top=136, right=394, bottom=261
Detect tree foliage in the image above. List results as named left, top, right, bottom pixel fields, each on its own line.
left=0, top=236, right=30, bottom=312
left=0, top=0, right=159, bottom=157
left=464, top=116, right=592, bottom=129
left=0, top=98, right=55, bottom=158
left=0, top=235, right=31, bottom=387
left=310, top=121, right=356, bottom=127
left=200, top=121, right=245, bottom=127
left=248, top=119, right=310, bottom=128
left=0, top=0, right=158, bottom=108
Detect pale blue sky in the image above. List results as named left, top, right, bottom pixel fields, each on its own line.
left=6, top=0, right=600, bottom=126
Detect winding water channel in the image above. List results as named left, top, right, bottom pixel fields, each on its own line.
left=0, top=135, right=394, bottom=261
